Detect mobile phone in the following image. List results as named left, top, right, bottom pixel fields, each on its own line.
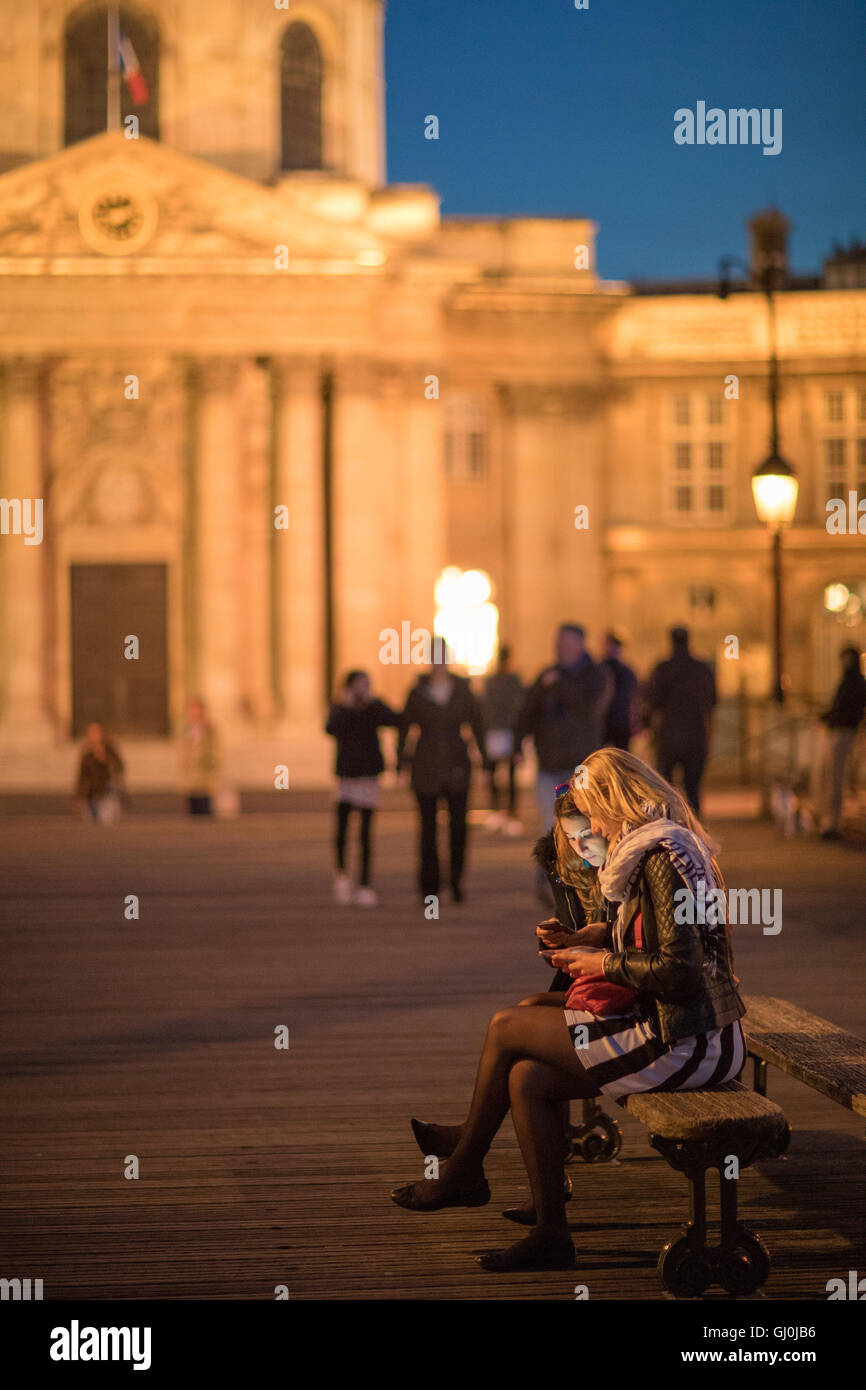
left=536, top=920, right=574, bottom=952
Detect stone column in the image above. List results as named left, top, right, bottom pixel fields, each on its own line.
left=330, top=361, right=445, bottom=703
left=331, top=360, right=385, bottom=677
left=193, top=358, right=241, bottom=726
left=271, top=357, right=326, bottom=723
left=400, top=369, right=444, bottom=658
left=499, top=383, right=606, bottom=672
left=0, top=358, right=52, bottom=742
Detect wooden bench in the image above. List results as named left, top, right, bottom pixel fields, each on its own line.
left=743, top=995, right=866, bottom=1124
left=617, top=1082, right=789, bottom=1297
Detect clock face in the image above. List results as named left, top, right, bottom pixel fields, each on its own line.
left=93, top=194, right=145, bottom=241
left=78, top=184, right=158, bottom=255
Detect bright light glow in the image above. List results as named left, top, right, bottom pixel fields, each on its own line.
left=434, top=566, right=499, bottom=674
left=355, top=250, right=386, bottom=266
left=824, top=583, right=850, bottom=614
left=751, top=471, right=799, bottom=528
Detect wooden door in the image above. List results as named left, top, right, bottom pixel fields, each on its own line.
left=70, top=563, right=169, bottom=736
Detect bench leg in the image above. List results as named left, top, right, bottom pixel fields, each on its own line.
left=654, top=1146, right=773, bottom=1298
left=568, top=1098, right=623, bottom=1164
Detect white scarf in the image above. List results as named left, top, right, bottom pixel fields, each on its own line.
left=598, top=816, right=724, bottom=975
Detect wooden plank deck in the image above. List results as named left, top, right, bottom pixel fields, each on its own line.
left=1, top=803, right=865, bottom=1300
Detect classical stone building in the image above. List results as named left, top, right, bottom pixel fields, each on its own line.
left=1, top=0, right=864, bottom=789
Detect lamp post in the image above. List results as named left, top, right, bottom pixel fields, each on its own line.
left=718, top=246, right=798, bottom=705
left=751, top=456, right=799, bottom=704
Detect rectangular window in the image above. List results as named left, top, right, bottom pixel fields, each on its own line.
left=825, top=439, right=846, bottom=504
left=467, top=432, right=485, bottom=477
left=443, top=397, right=487, bottom=481
left=689, top=585, right=716, bottom=611
left=666, top=402, right=729, bottom=524
left=825, top=390, right=844, bottom=423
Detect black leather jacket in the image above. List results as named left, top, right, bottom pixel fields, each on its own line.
left=601, top=848, right=746, bottom=1044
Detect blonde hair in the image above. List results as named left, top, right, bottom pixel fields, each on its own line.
left=571, top=747, right=724, bottom=888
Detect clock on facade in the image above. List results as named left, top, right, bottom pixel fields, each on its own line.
left=78, top=186, right=159, bottom=255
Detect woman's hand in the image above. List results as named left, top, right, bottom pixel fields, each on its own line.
left=535, top=919, right=574, bottom=950
left=548, top=946, right=608, bottom=978
left=572, top=922, right=608, bottom=949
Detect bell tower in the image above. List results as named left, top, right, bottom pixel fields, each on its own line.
left=0, top=0, right=386, bottom=186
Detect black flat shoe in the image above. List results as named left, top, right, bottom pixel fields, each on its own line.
left=502, top=1172, right=573, bottom=1225
left=390, top=1178, right=490, bottom=1212
left=410, top=1117, right=462, bottom=1159
left=478, top=1236, right=576, bottom=1273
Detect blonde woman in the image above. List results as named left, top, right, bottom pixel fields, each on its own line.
left=390, top=748, right=746, bottom=1274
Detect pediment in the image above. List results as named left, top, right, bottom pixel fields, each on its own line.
left=0, top=132, right=390, bottom=270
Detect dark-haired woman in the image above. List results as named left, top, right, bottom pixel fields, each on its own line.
left=325, top=670, right=400, bottom=907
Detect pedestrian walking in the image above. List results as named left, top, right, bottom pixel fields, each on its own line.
left=398, top=644, right=488, bottom=905
left=601, top=631, right=638, bottom=750
left=480, top=645, right=525, bottom=835
left=646, top=626, right=716, bottom=816
left=818, top=646, right=866, bottom=841
left=514, top=624, right=612, bottom=899
left=179, top=698, right=220, bottom=816
left=74, top=722, right=126, bottom=823
left=325, top=670, right=400, bottom=906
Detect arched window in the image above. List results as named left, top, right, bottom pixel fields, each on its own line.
left=280, top=22, right=323, bottom=171
left=65, top=4, right=159, bottom=146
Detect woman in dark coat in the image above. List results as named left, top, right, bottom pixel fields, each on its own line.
left=325, top=670, right=400, bottom=907
left=397, top=649, right=488, bottom=904
left=75, top=722, right=125, bottom=822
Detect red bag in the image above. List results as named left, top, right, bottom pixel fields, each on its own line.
left=564, top=911, right=643, bottom=1017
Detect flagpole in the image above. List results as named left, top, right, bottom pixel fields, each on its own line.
left=107, top=5, right=121, bottom=131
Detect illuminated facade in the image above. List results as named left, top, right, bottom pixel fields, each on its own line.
left=0, top=0, right=864, bottom=788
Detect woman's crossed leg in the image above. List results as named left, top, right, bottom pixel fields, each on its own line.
left=392, top=1003, right=600, bottom=1263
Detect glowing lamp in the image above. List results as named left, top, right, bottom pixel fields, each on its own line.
left=751, top=455, right=798, bottom=530
left=824, top=583, right=849, bottom=614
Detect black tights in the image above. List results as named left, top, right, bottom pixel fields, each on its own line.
left=421, top=1001, right=599, bottom=1236
left=335, top=801, right=374, bottom=886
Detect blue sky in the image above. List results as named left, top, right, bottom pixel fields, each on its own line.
left=385, top=0, right=866, bottom=282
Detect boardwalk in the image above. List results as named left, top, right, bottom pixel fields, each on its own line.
left=2, top=796, right=865, bottom=1300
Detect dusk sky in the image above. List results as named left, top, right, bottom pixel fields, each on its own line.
left=385, top=0, right=866, bottom=283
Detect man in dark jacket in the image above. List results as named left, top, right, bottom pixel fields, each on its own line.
left=819, top=646, right=866, bottom=840
left=481, top=645, right=525, bottom=831
left=515, top=624, right=612, bottom=865
left=398, top=649, right=488, bottom=903
left=601, top=632, right=638, bottom=750
left=646, top=626, right=717, bottom=816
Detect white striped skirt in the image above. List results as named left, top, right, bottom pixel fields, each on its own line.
left=564, top=1008, right=746, bottom=1098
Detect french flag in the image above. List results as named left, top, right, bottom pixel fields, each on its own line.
left=118, top=32, right=148, bottom=105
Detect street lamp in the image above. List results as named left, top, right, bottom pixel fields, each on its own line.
left=751, top=454, right=799, bottom=704
left=718, top=232, right=798, bottom=704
